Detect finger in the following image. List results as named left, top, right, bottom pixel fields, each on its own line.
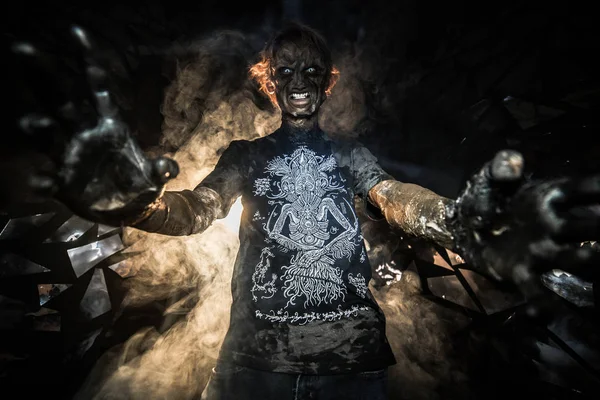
left=70, top=25, right=119, bottom=119
left=551, top=216, right=600, bottom=243
left=512, top=263, right=546, bottom=299
left=519, top=294, right=563, bottom=325
left=71, top=25, right=93, bottom=51
left=551, top=175, right=600, bottom=212
left=17, top=113, right=65, bottom=157
left=11, top=41, right=89, bottom=134
left=11, top=42, right=66, bottom=112
left=18, top=113, right=56, bottom=135
left=550, top=246, right=600, bottom=280
left=88, top=67, right=119, bottom=118
left=151, top=157, right=180, bottom=185
left=28, top=173, right=58, bottom=197
left=462, top=150, right=524, bottom=219
left=488, top=150, right=524, bottom=182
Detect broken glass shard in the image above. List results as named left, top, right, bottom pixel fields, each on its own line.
left=68, top=234, right=124, bottom=277
left=31, top=310, right=61, bottom=332
left=459, top=268, right=525, bottom=314
left=446, top=249, right=466, bottom=266
left=503, top=96, right=565, bottom=129
left=541, top=269, right=594, bottom=308
left=107, top=259, right=137, bottom=278
left=533, top=341, right=598, bottom=393
left=0, top=252, right=50, bottom=277
left=432, top=251, right=453, bottom=271
left=0, top=294, right=27, bottom=329
left=547, top=308, right=600, bottom=374
left=0, top=213, right=55, bottom=240
left=38, top=283, right=71, bottom=306
left=76, top=328, right=102, bottom=357
left=97, top=224, right=120, bottom=237
left=427, top=275, right=479, bottom=311
left=44, top=215, right=94, bottom=243
left=80, top=269, right=111, bottom=320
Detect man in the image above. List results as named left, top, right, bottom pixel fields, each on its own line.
left=14, top=23, right=599, bottom=400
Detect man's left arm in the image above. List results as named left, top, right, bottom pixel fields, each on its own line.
left=350, top=142, right=456, bottom=250
left=368, top=180, right=456, bottom=250
left=358, top=144, right=600, bottom=306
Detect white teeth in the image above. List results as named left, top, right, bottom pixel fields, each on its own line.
left=291, top=92, right=309, bottom=99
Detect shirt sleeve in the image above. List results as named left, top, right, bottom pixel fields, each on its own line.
left=351, top=142, right=393, bottom=199
left=350, top=142, right=394, bottom=220
left=195, top=140, right=248, bottom=218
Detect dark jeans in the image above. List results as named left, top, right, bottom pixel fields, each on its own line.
left=201, top=362, right=388, bottom=400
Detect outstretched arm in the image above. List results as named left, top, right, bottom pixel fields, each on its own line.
left=129, top=137, right=246, bottom=235
left=368, top=149, right=600, bottom=304
left=368, top=180, right=455, bottom=250
left=350, top=141, right=455, bottom=249
left=130, top=186, right=225, bottom=236
left=12, top=26, right=244, bottom=236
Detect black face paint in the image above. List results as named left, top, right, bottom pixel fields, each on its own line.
left=272, top=42, right=328, bottom=119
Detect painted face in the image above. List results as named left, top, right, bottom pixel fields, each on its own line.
left=272, top=41, right=328, bottom=118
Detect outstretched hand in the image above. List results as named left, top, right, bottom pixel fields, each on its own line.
left=451, top=150, right=599, bottom=307
left=11, top=26, right=179, bottom=224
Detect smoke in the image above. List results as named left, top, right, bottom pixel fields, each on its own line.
left=75, top=30, right=279, bottom=400
left=318, top=50, right=368, bottom=139
left=75, top=28, right=474, bottom=400
left=374, top=275, right=472, bottom=399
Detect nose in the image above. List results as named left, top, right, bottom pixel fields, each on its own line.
left=291, top=71, right=307, bottom=91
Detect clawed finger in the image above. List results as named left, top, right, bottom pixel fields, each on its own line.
left=551, top=175, right=600, bottom=211
left=546, top=246, right=600, bottom=280
left=489, top=150, right=524, bottom=182
left=152, top=157, right=180, bottom=185
left=551, top=216, right=600, bottom=243
left=70, top=25, right=119, bottom=120
left=92, top=84, right=119, bottom=119
left=19, top=113, right=56, bottom=134
left=28, top=173, right=58, bottom=197
left=71, top=25, right=92, bottom=51
left=11, top=40, right=90, bottom=137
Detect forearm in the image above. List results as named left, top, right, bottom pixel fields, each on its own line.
left=130, top=186, right=222, bottom=236
left=368, top=180, right=456, bottom=249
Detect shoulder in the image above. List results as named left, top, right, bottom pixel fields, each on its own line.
left=217, top=133, right=278, bottom=166
left=220, top=136, right=266, bottom=156
left=324, top=135, right=357, bottom=161
left=218, top=140, right=247, bottom=160
left=328, top=136, right=378, bottom=166
left=325, top=134, right=369, bottom=153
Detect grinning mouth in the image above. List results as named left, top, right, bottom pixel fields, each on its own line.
left=290, top=92, right=309, bottom=99
left=288, top=92, right=311, bottom=108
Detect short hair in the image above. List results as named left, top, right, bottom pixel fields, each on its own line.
left=249, top=23, right=339, bottom=107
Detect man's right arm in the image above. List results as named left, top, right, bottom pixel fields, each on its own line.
left=130, top=187, right=224, bottom=236
left=129, top=140, right=247, bottom=236
left=12, top=27, right=245, bottom=236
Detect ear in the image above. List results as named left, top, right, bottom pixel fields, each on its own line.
left=325, top=66, right=340, bottom=96
left=266, top=80, right=276, bottom=95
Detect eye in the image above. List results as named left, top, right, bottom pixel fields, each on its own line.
left=279, top=67, right=293, bottom=75
left=306, top=67, right=317, bottom=74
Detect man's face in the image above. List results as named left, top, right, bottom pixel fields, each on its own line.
left=272, top=41, right=328, bottom=118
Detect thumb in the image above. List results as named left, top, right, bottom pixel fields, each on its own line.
left=488, top=149, right=524, bottom=183
left=151, top=156, right=179, bottom=185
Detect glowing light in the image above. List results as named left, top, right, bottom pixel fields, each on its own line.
left=219, top=197, right=243, bottom=233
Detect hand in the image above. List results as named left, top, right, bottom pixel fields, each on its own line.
left=450, top=150, right=599, bottom=306
left=11, top=26, right=178, bottom=224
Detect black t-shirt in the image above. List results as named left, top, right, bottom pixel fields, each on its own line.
left=200, top=127, right=397, bottom=374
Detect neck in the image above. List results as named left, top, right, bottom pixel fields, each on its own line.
left=280, top=112, right=320, bottom=135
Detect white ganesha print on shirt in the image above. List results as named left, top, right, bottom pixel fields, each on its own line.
left=251, top=146, right=360, bottom=319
